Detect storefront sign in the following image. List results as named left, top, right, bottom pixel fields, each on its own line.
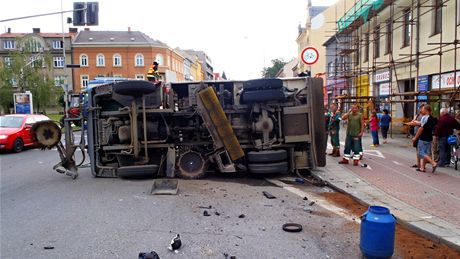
left=13, top=92, right=33, bottom=114
left=379, top=82, right=390, bottom=96
left=431, top=71, right=460, bottom=89
left=374, top=70, right=390, bottom=83
left=418, top=75, right=429, bottom=100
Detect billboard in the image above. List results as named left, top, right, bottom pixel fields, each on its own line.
left=13, top=92, right=33, bottom=114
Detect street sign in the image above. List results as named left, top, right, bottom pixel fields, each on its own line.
left=301, top=47, right=319, bottom=65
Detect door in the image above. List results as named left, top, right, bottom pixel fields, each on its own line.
left=22, top=117, right=35, bottom=145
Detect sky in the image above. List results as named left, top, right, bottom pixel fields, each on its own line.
left=1, top=0, right=337, bottom=80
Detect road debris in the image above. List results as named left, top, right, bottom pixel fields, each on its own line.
left=303, top=197, right=309, bottom=201
left=43, top=246, right=55, bottom=250
left=203, top=210, right=211, bottom=217
left=309, top=201, right=315, bottom=206
left=215, top=211, right=221, bottom=216
left=238, top=214, right=245, bottom=218
left=223, top=253, right=237, bottom=259
left=262, top=191, right=276, bottom=199
left=282, top=223, right=303, bottom=232
left=198, top=205, right=212, bottom=209
left=168, top=234, right=182, bottom=253
left=294, top=178, right=305, bottom=184
left=138, top=251, right=160, bottom=259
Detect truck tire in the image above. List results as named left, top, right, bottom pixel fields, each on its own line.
left=113, top=80, right=157, bottom=97
left=310, top=78, right=326, bottom=167
left=247, top=150, right=287, bottom=163
left=248, top=161, right=288, bottom=174
left=243, top=78, right=283, bottom=91
left=177, top=150, right=208, bottom=179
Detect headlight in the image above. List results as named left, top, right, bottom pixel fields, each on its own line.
left=0, top=135, right=8, bottom=140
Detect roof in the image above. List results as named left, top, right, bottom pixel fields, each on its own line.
left=175, top=48, right=196, bottom=61
left=72, top=30, right=168, bottom=47
left=0, top=33, right=73, bottom=38
left=309, top=6, right=328, bottom=19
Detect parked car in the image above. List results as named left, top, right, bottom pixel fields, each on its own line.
left=0, top=114, right=51, bottom=153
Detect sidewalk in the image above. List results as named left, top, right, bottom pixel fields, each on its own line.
left=312, top=130, right=460, bottom=251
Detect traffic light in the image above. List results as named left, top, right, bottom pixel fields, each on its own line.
left=86, top=2, right=99, bottom=26
left=73, top=2, right=99, bottom=26
left=73, top=2, right=85, bottom=26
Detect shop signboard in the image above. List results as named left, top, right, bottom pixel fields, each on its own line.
left=379, top=82, right=390, bottom=96
left=431, top=71, right=460, bottom=89
left=374, top=69, right=390, bottom=83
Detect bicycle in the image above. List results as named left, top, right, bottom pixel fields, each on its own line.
left=448, top=135, right=458, bottom=170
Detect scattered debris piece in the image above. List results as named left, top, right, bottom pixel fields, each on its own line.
left=262, top=191, right=276, bottom=199
left=138, top=251, right=160, bottom=259
left=303, top=197, right=309, bottom=201
left=198, top=205, right=212, bottom=209
left=168, top=234, right=182, bottom=253
left=235, top=235, right=243, bottom=239
left=43, top=246, right=54, bottom=250
left=264, top=204, right=273, bottom=207
left=238, top=214, right=245, bottom=219
left=309, top=201, right=315, bottom=206
left=224, top=253, right=237, bottom=259
left=295, top=178, right=305, bottom=184
left=215, top=211, right=221, bottom=216
left=281, top=200, right=285, bottom=203
left=360, top=163, right=368, bottom=168
left=203, top=210, right=211, bottom=217
left=282, top=223, right=303, bottom=232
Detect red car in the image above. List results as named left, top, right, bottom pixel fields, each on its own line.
left=0, top=114, right=51, bottom=152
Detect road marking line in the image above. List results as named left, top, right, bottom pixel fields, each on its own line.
left=265, top=178, right=360, bottom=223
left=392, top=160, right=404, bottom=166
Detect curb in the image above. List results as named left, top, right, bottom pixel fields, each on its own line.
left=311, top=156, right=460, bottom=252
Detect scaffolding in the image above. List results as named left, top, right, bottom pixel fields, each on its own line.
left=326, top=0, right=460, bottom=124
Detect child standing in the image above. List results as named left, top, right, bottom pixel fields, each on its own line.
left=369, top=111, right=380, bottom=147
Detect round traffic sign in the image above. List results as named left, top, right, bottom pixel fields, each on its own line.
left=301, top=47, right=319, bottom=65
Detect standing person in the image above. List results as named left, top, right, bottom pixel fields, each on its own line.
left=434, top=108, right=460, bottom=167
left=412, top=105, right=438, bottom=173
left=405, top=104, right=425, bottom=168
left=147, top=61, right=160, bottom=82
left=369, top=111, right=380, bottom=147
left=380, top=109, right=391, bottom=143
left=328, top=103, right=341, bottom=157
left=324, top=106, right=331, bottom=154
left=339, top=104, right=365, bottom=166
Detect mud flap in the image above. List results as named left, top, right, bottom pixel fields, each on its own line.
left=150, top=179, right=179, bottom=195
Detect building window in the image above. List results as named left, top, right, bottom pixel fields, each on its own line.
left=54, top=75, right=65, bottom=87
left=385, top=19, right=392, bottom=54
left=327, top=61, right=334, bottom=76
left=25, top=39, right=42, bottom=52
left=52, top=40, right=63, bottom=49
left=402, top=9, right=411, bottom=47
left=80, top=54, right=88, bottom=67
left=113, top=74, right=123, bottom=78
left=364, top=33, right=369, bottom=62
left=96, top=54, right=105, bottom=67
left=135, top=74, right=145, bottom=80
left=374, top=26, right=380, bottom=58
left=53, top=56, right=65, bottom=68
left=433, top=0, right=442, bottom=35
left=81, top=75, right=89, bottom=89
left=4, top=57, right=12, bottom=67
left=135, top=54, right=144, bottom=67
left=113, top=54, right=122, bottom=67
left=156, top=54, right=164, bottom=65
left=3, top=40, right=15, bottom=49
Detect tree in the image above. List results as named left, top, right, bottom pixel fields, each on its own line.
left=0, top=37, right=62, bottom=114
left=261, top=58, right=287, bottom=78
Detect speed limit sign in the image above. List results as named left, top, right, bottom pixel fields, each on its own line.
left=301, top=47, right=319, bottom=65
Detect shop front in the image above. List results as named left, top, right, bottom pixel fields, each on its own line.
left=374, top=69, right=391, bottom=112
left=430, top=70, right=460, bottom=116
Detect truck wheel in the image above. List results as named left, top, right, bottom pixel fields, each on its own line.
left=12, top=138, right=24, bottom=153
left=243, top=78, right=283, bottom=91
left=247, top=150, right=287, bottom=163
left=113, top=80, right=157, bottom=97
left=248, top=161, right=288, bottom=174
left=310, top=78, right=326, bottom=167
left=177, top=150, right=208, bottom=179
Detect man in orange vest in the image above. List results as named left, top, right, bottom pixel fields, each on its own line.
left=147, top=61, right=159, bottom=82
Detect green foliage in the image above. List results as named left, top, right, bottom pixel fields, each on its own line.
left=0, top=36, right=62, bottom=114
left=261, top=58, right=287, bottom=78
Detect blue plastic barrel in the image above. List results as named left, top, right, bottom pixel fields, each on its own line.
left=360, top=206, right=396, bottom=259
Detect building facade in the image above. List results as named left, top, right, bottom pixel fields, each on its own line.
left=72, top=29, right=185, bottom=92
left=184, top=50, right=214, bottom=80
left=0, top=28, right=74, bottom=90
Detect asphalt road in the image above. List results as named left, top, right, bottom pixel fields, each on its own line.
left=1, top=147, right=362, bottom=259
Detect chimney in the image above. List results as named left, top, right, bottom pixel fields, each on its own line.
left=84, top=28, right=90, bottom=31
left=128, top=27, right=131, bottom=32
left=7, top=28, right=11, bottom=33
left=32, top=28, right=40, bottom=33
left=69, top=28, right=78, bottom=33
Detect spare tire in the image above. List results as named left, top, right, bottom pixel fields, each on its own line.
left=243, top=78, right=283, bottom=91
left=248, top=161, right=288, bottom=174
left=113, top=80, right=157, bottom=97
left=247, top=150, right=287, bottom=163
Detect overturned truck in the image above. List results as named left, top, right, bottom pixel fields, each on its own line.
left=34, top=77, right=326, bottom=179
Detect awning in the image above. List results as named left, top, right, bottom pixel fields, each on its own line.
left=337, top=0, right=385, bottom=33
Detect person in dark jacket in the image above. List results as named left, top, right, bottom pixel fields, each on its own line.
left=412, top=105, right=437, bottom=173
left=380, top=109, right=391, bottom=143
left=434, top=108, right=460, bottom=167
